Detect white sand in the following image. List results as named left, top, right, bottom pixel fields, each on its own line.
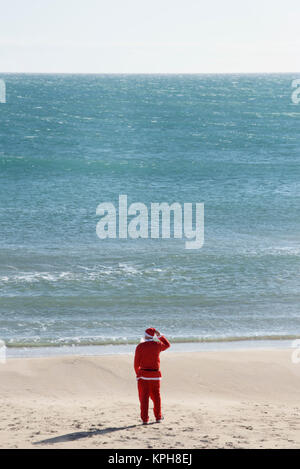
left=0, top=348, right=300, bottom=448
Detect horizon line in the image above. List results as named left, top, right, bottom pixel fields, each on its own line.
left=0, top=71, right=299, bottom=75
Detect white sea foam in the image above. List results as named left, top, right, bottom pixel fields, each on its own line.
left=0, top=264, right=168, bottom=284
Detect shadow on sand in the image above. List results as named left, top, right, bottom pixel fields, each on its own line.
left=33, top=422, right=157, bottom=445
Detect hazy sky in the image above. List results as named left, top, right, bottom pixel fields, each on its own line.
left=0, top=0, right=299, bottom=73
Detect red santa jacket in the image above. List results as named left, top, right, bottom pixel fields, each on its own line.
left=134, top=335, right=171, bottom=379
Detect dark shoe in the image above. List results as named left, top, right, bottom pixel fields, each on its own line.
left=156, top=417, right=164, bottom=423
left=142, top=421, right=149, bottom=425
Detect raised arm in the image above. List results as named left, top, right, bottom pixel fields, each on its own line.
left=155, top=330, right=170, bottom=351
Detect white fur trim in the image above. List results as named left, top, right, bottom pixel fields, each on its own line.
left=137, top=377, right=161, bottom=380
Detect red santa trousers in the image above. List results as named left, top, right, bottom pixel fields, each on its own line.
left=137, top=379, right=162, bottom=422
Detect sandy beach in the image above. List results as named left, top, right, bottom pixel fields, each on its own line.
left=0, top=347, right=300, bottom=449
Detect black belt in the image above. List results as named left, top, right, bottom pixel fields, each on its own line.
left=141, top=368, right=159, bottom=372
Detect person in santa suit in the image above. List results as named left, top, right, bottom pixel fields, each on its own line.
left=134, top=327, right=170, bottom=425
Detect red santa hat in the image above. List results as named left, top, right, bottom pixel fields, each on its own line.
left=145, top=327, right=156, bottom=338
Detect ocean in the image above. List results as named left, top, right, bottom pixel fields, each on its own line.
left=0, top=74, right=300, bottom=354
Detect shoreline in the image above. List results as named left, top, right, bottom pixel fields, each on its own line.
left=4, top=337, right=295, bottom=359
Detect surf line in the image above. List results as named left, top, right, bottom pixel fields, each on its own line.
left=96, top=194, right=204, bottom=250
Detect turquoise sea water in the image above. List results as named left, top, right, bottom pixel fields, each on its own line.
left=0, top=74, right=300, bottom=349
